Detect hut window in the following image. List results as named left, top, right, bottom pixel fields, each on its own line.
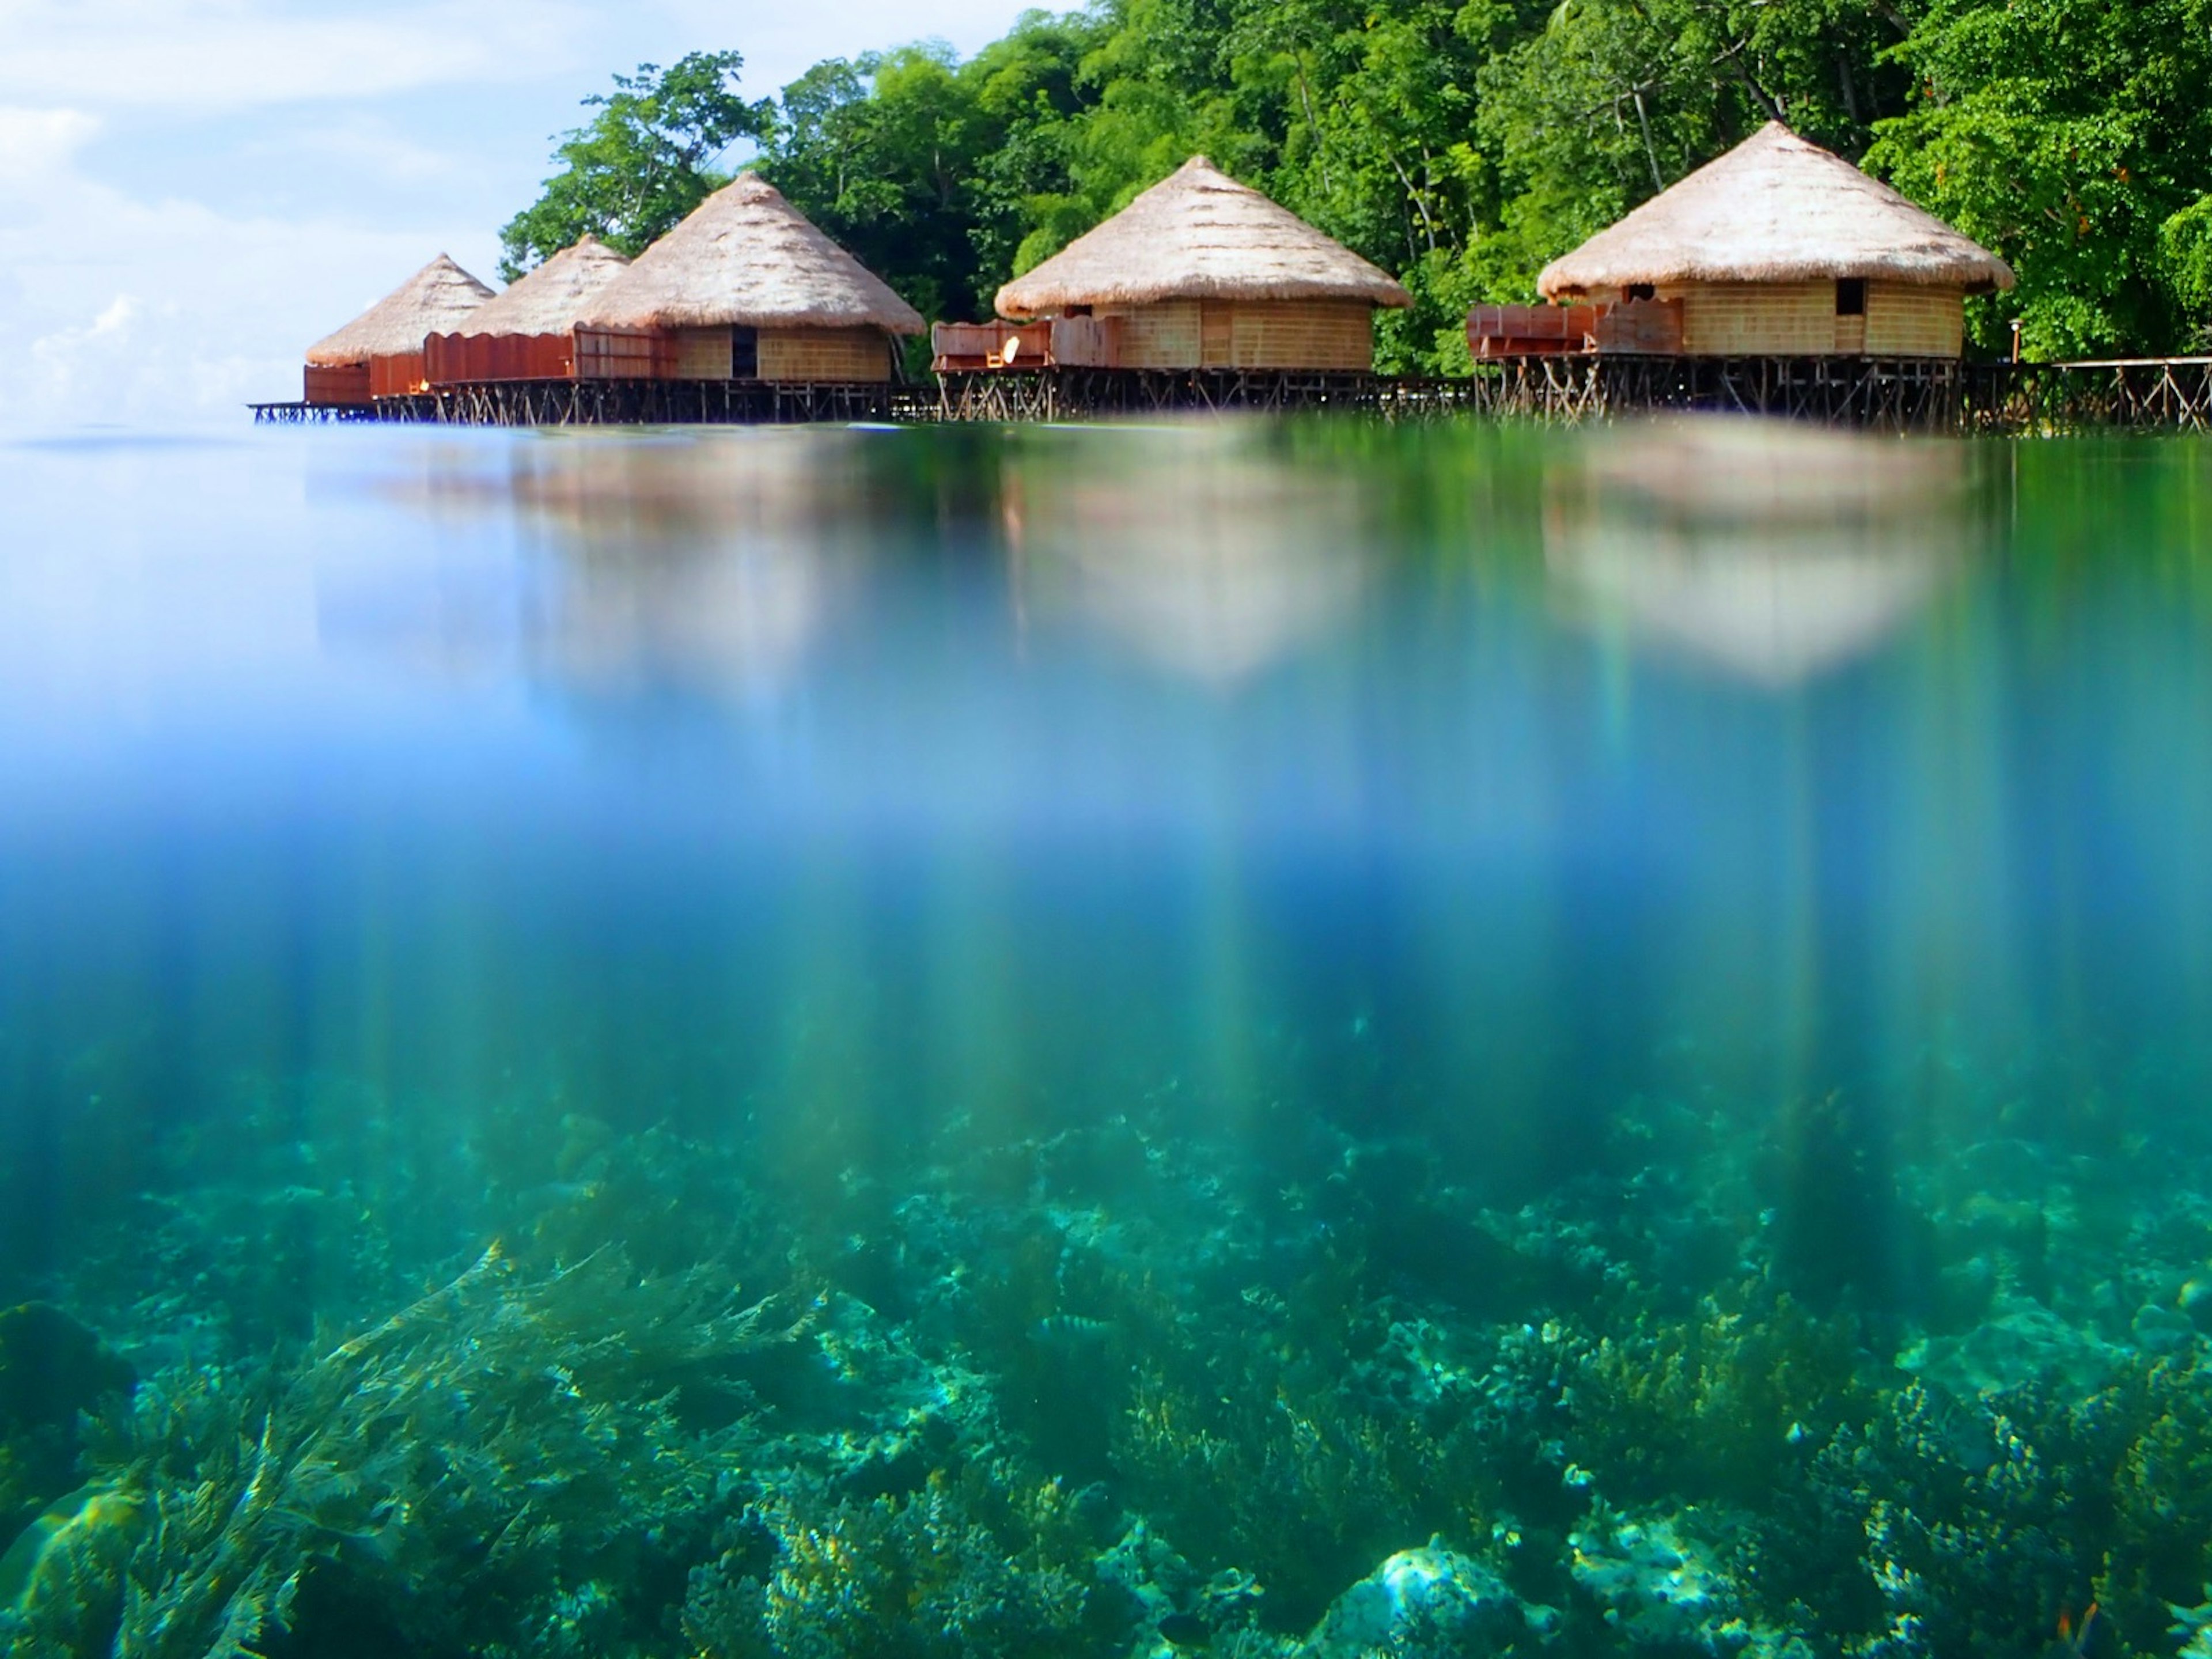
left=1836, top=279, right=1867, bottom=317
left=1626, top=283, right=1656, bottom=302
left=732, top=326, right=759, bottom=379
left=1064, top=305, right=1094, bottom=317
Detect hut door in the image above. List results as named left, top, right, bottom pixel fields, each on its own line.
left=1199, top=302, right=1232, bottom=368
left=732, top=327, right=759, bottom=380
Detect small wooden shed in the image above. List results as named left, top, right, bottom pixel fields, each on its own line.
left=305, top=254, right=495, bottom=403
left=989, top=157, right=1410, bottom=372
left=573, top=174, right=925, bottom=383
left=425, top=235, right=630, bottom=385
left=1525, top=123, right=2013, bottom=359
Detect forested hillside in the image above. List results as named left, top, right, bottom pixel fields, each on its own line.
left=501, top=0, right=2212, bottom=368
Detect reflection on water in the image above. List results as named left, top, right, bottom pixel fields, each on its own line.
left=1546, top=420, right=1972, bottom=684
left=5, top=422, right=2212, bottom=1659
left=324, top=433, right=882, bottom=698
left=1007, top=426, right=1372, bottom=683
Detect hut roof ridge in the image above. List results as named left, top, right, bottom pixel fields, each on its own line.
left=454, top=236, right=632, bottom=338
left=995, top=155, right=1411, bottom=316
left=577, top=173, right=925, bottom=335
left=1539, top=122, right=2014, bottom=297
left=307, top=253, right=496, bottom=365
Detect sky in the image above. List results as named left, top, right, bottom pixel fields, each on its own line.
left=0, top=0, right=1036, bottom=429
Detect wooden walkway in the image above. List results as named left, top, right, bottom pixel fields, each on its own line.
left=928, top=368, right=1476, bottom=421
left=1964, top=358, right=2212, bottom=433
left=1467, top=355, right=1970, bottom=431
left=249, top=357, right=2212, bottom=433
left=253, top=381, right=899, bottom=427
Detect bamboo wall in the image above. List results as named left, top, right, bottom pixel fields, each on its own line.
left=573, top=325, right=892, bottom=381
left=759, top=328, right=892, bottom=382
left=1100, top=298, right=1374, bottom=371
left=1659, top=283, right=1835, bottom=355
left=1108, top=302, right=1200, bottom=368
left=671, top=328, right=733, bottom=379
left=1652, top=281, right=1965, bottom=357
left=1865, top=283, right=1964, bottom=357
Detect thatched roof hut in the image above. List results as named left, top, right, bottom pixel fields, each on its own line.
left=997, top=157, right=1410, bottom=316
left=306, top=254, right=495, bottom=368
left=1531, top=123, right=2010, bottom=360
left=423, top=237, right=631, bottom=388
left=1540, top=123, right=2013, bottom=298
left=989, top=157, right=1406, bottom=373
left=574, top=173, right=922, bottom=383
left=459, top=236, right=629, bottom=338
left=579, top=174, right=924, bottom=336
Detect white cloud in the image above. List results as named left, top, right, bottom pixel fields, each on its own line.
left=0, top=0, right=1042, bottom=429
left=0, top=0, right=593, bottom=112
left=268, top=117, right=461, bottom=185
left=0, top=103, right=497, bottom=429
left=0, top=105, right=100, bottom=187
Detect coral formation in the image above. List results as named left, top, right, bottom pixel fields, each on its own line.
left=10, top=1062, right=2212, bottom=1657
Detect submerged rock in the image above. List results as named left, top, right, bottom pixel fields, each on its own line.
left=1304, top=1540, right=1528, bottom=1658
left=1897, top=1296, right=2123, bottom=1397
left=1569, top=1509, right=1809, bottom=1658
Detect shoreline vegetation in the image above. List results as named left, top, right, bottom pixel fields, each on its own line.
left=495, top=2, right=2212, bottom=375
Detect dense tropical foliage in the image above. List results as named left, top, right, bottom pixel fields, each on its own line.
left=503, top=1, right=2212, bottom=363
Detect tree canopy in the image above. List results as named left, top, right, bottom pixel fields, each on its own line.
left=499, top=52, right=773, bottom=280
left=502, top=2, right=2212, bottom=361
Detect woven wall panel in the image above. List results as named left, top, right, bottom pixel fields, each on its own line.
left=758, top=328, right=891, bottom=382
left=1866, top=283, right=1964, bottom=357
left=1666, top=283, right=1835, bottom=355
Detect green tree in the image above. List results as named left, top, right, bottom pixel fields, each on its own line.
left=1867, top=0, right=2212, bottom=357
left=500, top=0, right=2212, bottom=366
left=499, top=52, right=772, bottom=279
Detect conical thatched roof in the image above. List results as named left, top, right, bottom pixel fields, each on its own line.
left=1539, top=123, right=2014, bottom=298
left=457, top=236, right=630, bottom=338
left=995, top=157, right=1411, bottom=316
left=578, top=174, right=925, bottom=335
left=307, top=254, right=495, bottom=365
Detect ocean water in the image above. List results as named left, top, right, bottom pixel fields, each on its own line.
left=1, top=419, right=2210, bottom=1657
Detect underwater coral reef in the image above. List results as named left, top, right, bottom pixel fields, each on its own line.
left=7, top=1060, right=2212, bottom=1659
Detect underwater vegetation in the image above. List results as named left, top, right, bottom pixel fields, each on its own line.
left=13, top=1066, right=2212, bottom=1657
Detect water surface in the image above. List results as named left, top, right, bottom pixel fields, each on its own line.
left=2, top=420, right=2210, bottom=1656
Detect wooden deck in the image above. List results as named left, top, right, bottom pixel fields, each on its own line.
left=251, top=357, right=2212, bottom=433
left=1964, top=357, right=2212, bottom=433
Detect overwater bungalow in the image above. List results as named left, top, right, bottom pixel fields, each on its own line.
left=424, top=235, right=630, bottom=386
left=304, top=253, right=495, bottom=404
left=1470, top=123, right=2014, bottom=359
left=969, top=156, right=1411, bottom=373
left=572, top=174, right=925, bottom=382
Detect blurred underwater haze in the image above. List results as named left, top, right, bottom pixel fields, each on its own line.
left=4, top=421, right=2212, bottom=1658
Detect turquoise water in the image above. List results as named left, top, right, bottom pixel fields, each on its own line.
left=2, top=420, right=2211, bottom=1656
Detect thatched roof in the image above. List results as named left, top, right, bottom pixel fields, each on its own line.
left=456, top=236, right=630, bottom=338
left=1540, top=123, right=2014, bottom=298
left=578, top=173, right=925, bottom=335
left=995, top=156, right=1411, bottom=316
left=307, top=254, right=495, bottom=365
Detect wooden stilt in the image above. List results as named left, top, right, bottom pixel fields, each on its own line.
left=256, top=355, right=2212, bottom=433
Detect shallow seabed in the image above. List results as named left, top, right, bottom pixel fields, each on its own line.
left=3, top=419, right=2212, bottom=1657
